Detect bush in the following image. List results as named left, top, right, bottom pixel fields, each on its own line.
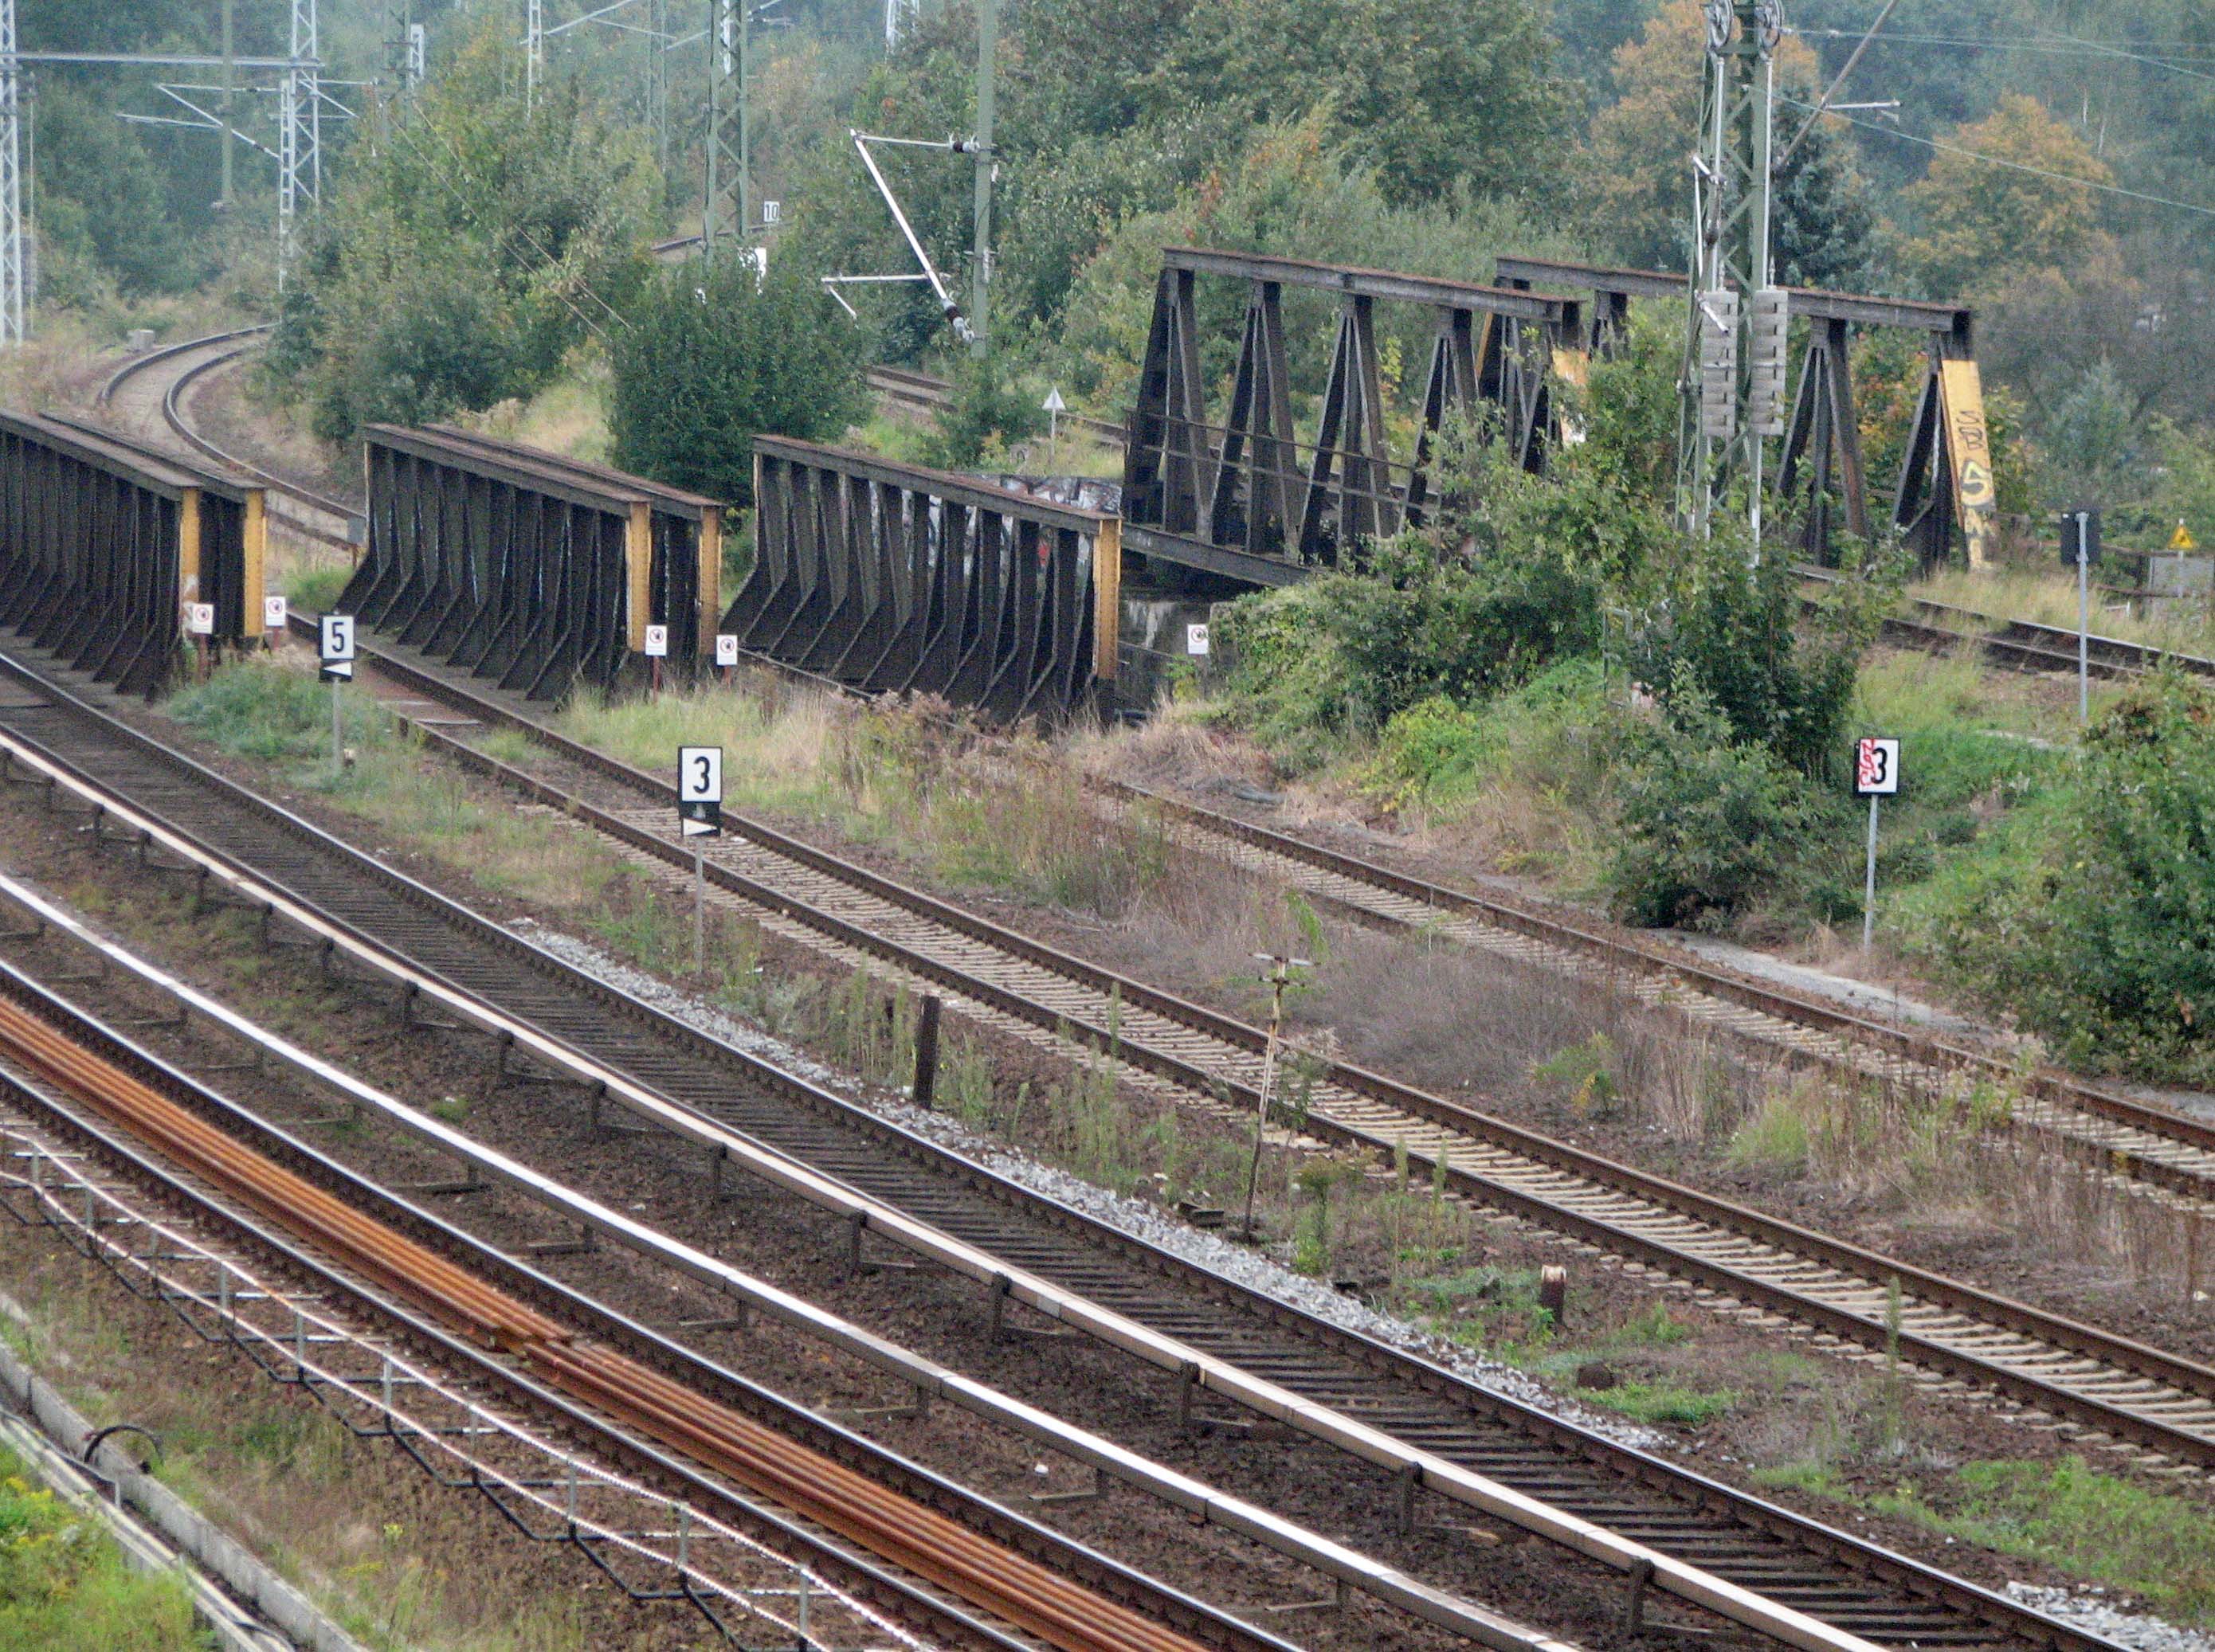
left=1924, top=672, right=2215, bottom=1083
left=269, top=26, right=657, bottom=440
left=609, top=260, right=867, bottom=508
left=1609, top=673, right=1823, bottom=929
left=921, top=350, right=1045, bottom=470
left=1213, top=583, right=1367, bottom=769
left=1323, top=529, right=1603, bottom=722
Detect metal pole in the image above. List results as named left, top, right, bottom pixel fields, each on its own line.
left=2077, top=532, right=2091, bottom=724
left=218, top=0, right=234, bottom=213
left=0, top=0, right=25, bottom=346
left=692, top=844, right=704, bottom=976
left=331, top=678, right=343, bottom=779
left=1861, top=795, right=1880, bottom=953
left=527, top=0, right=544, bottom=106
left=736, top=0, right=751, bottom=245
left=967, top=0, right=996, bottom=355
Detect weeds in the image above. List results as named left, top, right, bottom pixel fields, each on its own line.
left=0, top=1444, right=202, bottom=1651
left=1875, top=1458, right=2215, bottom=1624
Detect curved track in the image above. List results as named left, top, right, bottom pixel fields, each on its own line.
left=0, top=632, right=2131, bottom=1652
left=96, top=327, right=360, bottom=553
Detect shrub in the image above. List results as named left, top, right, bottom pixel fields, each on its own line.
left=1925, top=672, right=2215, bottom=1084
left=1608, top=671, right=1823, bottom=929
left=609, top=260, right=866, bottom=508
left=921, top=350, right=1045, bottom=470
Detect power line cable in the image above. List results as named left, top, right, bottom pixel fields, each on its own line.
left=1781, top=95, right=2215, bottom=220
left=1785, top=26, right=2215, bottom=74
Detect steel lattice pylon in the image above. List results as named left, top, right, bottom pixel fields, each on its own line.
left=1677, top=0, right=1783, bottom=544
left=526, top=0, right=544, bottom=105
left=0, top=0, right=24, bottom=346
left=278, top=0, right=322, bottom=284
left=702, top=0, right=749, bottom=260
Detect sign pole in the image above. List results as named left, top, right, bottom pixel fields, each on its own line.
left=1862, top=793, right=1880, bottom=953
left=1853, top=735, right=1900, bottom=955
left=319, top=613, right=356, bottom=779
left=2063, top=507, right=2099, bottom=726
left=676, top=744, right=726, bottom=979
left=2076, top=530, right=2090, bottom=725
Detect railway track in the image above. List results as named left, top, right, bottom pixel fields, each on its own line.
left=233, top=624, right=2215, bottom=1478
left=0, top=959, right=1243, bottom=1652
left=1077, top=780, right=2215, bottom=1212
left=0, top=634, right=2135, bottom=1652
left=0, top=866, right=1575, bottom=1652
left=867, top=365, right=1131, bottom=446
left=1799, top=568, right=2215, bottom=683
left=93, top=327, right=363, bottom=555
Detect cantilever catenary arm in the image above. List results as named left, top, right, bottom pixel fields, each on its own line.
left=850, top=129, right=972, bottom=343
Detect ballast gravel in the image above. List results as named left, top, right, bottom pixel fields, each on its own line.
left=524, top=922, right=2215, bottom=1652
left=515, top=921, right=1670, bottom=1453
left=2007, top=1586, right=2215, bottom=1652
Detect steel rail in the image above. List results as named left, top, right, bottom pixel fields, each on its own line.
left=0, top=962, right=1235, bottom=1652
left=131, top=315, right=2214, bottom=1212
left=96, top=324, right=275, bottom=413
left=0, top=642, right=2111, bottom=1652
left=0, top=867, right=1562, bottom=1652
left=1076, top=781, right=2215, bottom=1208
left=867, top=366, right=1129, bottom=446
left=1798, top=568, right=2215, bottom=683
left=257, top=628, right=2215, bottom=1477
left=93, top=326, right=362, bottom=552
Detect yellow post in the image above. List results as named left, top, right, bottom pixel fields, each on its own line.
left=696, top=508, right=723, bottom=645
left=177, top=487, right=203, bottom=607
left=241, top=489, right=269, bottom=642
left=625, top=500, right=653, bottom=652
left=1092, top=518, right=1122, bottom=685
left=1938, top=359, right=1997, bottom=570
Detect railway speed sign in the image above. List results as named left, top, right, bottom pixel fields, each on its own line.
left=678, top=745, right=723, bottom=838
left=1854, top=738, right=1899, bottom=797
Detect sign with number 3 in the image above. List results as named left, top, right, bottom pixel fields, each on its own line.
left=677, top=745, right=723, bottom=837
left=1855, top=737, right=1899, bottom=797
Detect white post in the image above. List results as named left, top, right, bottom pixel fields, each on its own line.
left=1861, top=794, right=1880, bottom=953
left=331, top=677, right=343, bottom=778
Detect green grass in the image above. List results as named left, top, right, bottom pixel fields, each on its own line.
left=282, top=562, right=353, bottom=617
left=171, top=660, right=623, bottom=912
left=1877, top=1459, right=2215, bottom=1624
left=0, top=1443, right=207, bottom=1650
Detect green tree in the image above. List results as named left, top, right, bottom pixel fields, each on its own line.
left=1897, top=93, right=2115, bottom=299
left=1139, top=0, right=1571, bottom=206
left=608, top=260, right=867, bottom=507
left=29, top=81, right=207, bottom=300
left=270, top=26, right=656, bottom=440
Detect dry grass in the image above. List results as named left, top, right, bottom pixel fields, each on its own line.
left=1913, top=562, right=2213, bottom=656
left=455, top=365, right=613, bottom=464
